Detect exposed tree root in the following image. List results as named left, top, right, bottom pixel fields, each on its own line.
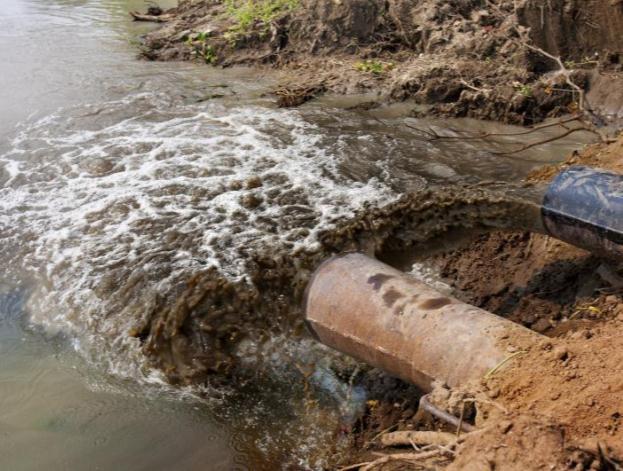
left=379, top=430, right=458, bottom=448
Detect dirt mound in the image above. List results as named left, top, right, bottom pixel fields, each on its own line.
left=484, top=320, right=623, bottom=457
left=449, top=415, right=603, bottom=471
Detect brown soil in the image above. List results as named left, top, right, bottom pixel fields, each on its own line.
left=434, top=140, right=623, bottom=469
left=139, top=0, right=623, bottom=125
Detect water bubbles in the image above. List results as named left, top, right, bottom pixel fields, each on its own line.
left=0, top=91, right=394, bottom=381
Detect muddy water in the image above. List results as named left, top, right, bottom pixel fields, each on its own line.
left=0, top=0, right=596, bottom=468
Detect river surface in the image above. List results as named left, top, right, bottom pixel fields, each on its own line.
left=0, top=0, right=596, bottom=469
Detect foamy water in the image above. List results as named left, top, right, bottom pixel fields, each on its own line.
left=0, top=91, right=397, bottom=381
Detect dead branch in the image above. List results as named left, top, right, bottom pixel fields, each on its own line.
left=355, top=449, right=445, bottom=471
left=129, top=11, right=172, bottom=22
left=380, top=431, right=459, bottom=448
left=421, top=114, right=583, bottom=142
left=419, top=394, right=476, bottom=433
left=403, top=123, right=442, bottom=140
left=459, top=78, right=489, bottom=94
left=491, top=127, right=591, bottom=155
left=522, top=42, right=585, bottom=110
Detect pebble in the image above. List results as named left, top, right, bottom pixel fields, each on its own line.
left=532, top=318, right=551, bottom=333
left=499, top=420, right=513, bottom=434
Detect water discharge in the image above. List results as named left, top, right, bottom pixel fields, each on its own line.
left=0, top=0, right=596, bottom=468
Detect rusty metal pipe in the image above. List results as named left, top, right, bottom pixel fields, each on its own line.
left=304, top=253, right=543, bottom=391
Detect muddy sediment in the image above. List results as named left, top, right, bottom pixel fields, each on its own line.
left=130, top=183, right=544, bottom=386
left=140, top=0, right=623, bottom=125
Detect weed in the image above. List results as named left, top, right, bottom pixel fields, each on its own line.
left=186, top=32, right=218, bottom=65
left=516, top=84, right=533, bottom=97
left=354, top=60, right=394, bottom=75
left=203, top=45, right=218, bottom=64
left=224, top=0, right=299, bottom=34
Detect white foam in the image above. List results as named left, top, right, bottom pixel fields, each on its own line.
left=0, top=92, right=396, bottom=378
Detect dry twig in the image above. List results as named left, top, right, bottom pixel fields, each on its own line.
left=129, top=11, right=172, bottom=22
left=379, top=431, right=458, bottom=448
left=355, top=449, right=445, bottom=471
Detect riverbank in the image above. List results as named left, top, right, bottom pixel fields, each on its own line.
left=140, top=0, right=623, bottom=126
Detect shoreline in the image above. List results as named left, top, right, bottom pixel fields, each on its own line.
left=139, top=0, right=623, bottom=127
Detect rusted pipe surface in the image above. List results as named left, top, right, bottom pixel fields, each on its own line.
left=304, top=253, right=542, bottom=391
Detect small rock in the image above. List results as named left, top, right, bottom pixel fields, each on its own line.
left=147, top=6, right=163, bottom=16
left=499, top=420, right=513, bottom=434
left=532, top=318, right=551, bottom=334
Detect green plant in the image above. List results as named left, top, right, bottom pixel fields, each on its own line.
left=186, top=31, right=218, bottom=64
left=203, top=45, right=218, bottom=64
left=354, top=60, right=394, bottom=75
left=224, top=0, right=299, bottom=34
left=516, top=84, right=533, bottom=97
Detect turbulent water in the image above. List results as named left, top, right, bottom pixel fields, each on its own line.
left=0, top=0, right=596, bottom=468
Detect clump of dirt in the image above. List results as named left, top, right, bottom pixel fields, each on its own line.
left=139, top=0, right=623, bottom=124
left=449, top=415, right=603, bottom=471
left=484, top=320, right=623, bottom=457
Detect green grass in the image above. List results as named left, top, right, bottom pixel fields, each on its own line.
left=224, top=0, right=299, bottom=33
left=355, top=60, right=394, bottom=75
left=516, top=84, right=533, bottom=97
left=186, top=33, right=218, bottom=65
